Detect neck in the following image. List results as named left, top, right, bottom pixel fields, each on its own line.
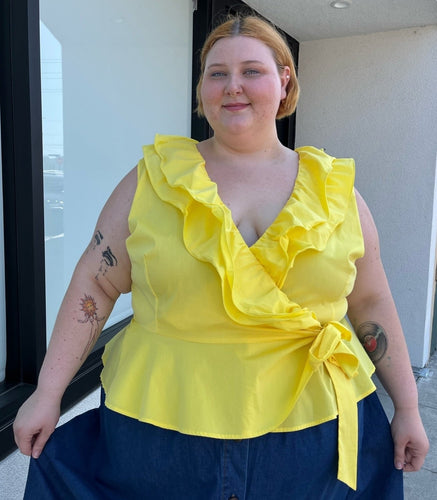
left=205, top=131, right=286, bottom=164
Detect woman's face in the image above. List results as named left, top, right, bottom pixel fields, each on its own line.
left=200, top=36, right=290, bottom=137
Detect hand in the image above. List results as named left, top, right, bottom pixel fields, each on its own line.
left=391, top=407, right=429, bottom=472
left=13, top=390, right=61, bottom=459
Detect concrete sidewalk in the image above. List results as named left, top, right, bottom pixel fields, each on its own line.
left=1, top=353, right=436, bottom=499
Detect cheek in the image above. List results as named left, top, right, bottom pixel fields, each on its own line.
left=254, top=93, right=282, bottom=117
left=200, top=81, right=221, bottom=106
left=250, top=80, right=282, bottom=104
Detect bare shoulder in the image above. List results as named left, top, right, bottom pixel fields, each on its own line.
left=354, top=188, right=380, bottom=255
left=96, top=164, right=138, bottom=244
left=101, top=166, right=138, bottom=221
left=347, top=189, right=386, bottom=310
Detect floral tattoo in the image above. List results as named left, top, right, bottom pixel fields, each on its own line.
left=77, top=294, right=105, bottom=360
left=357, top=321, right=387, bottom=364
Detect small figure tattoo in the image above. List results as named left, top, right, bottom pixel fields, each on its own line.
left=95, top=246, right=118, bottom=280
left=94, top=230, right=104, bottom=248
left=357, top=321, right=387, bottom=364
left=102, top=246, right=118, bottom=267
left=86, top=230, right=104, bottom=255
left=77, top=294, right=105, bottom=360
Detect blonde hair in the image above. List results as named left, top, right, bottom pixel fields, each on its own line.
left=196, top=15, right=300, bottom=120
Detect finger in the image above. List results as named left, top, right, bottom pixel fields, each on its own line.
left=31, top=429, right=52, bottom=459
left=13, top=426, right=37, bottom=457
left=15, top=436, right=33, bottom=457
left=403, top=463, right=416, bottom=472
left=405, top=453, right=426, bottom=472
left=393, top=442, right=407, bottom=471
left=403, top=460, right=422, bottom=472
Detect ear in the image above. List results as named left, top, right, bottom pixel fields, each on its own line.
left=280, top=66, right=291, bottom=100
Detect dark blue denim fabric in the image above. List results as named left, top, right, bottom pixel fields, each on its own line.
left=24, top=391, right=403, bottom=499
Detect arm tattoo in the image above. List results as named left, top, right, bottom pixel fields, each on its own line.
left=93, top=230, right=104, bottom=249
left=102, top=246, right=118, bottom=267
left=86, top=230, right=119, bottom=279
left=85, top=230, right=104, bottom=255
left=77, top=294, right=105, bottom=360
left=95, top=246, right=118, bottom=280
left=356, top=321, right=388, bottom=364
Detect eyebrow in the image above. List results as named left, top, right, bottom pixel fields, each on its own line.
left=206, top=60, right=265, bottom=69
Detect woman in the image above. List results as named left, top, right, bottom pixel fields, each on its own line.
left=14, top=15, right=428, bottom=499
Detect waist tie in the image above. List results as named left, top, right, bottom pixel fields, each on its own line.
left=307, top=321, right=360, bottom=490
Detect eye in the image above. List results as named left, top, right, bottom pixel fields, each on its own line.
left=209, top=71, right=226, bottom=78
left=244, top=69, right=260, bottom=76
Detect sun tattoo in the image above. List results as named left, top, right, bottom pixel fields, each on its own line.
left=78, top=294, right=105, bottom=360
left=78, top=294, right=103, bottom=324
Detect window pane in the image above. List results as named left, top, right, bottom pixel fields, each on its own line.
left=40, top=19, right=66, bottom=342
left=40, top=0, right=193, bottom=343
left=0, top=122, right=6, bottom=382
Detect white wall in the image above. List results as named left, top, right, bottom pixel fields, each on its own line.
left=41, top=0, right=193, bottom=338
left=295, top=26, right=437, bottom=367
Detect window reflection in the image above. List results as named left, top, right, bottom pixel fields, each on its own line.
left=41, top=21, right=64, bottom=240
left=40, top=21, right=65, bottom=339
left=43, top=155, right=64, bottom=240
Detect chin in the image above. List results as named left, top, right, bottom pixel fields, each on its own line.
left=219, top=119, right=256, bottom=136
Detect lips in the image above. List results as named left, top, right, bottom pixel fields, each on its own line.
left=223, top=103, right=250, bottom=111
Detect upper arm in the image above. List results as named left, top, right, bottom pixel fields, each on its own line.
left=347, top=189, right=393, bottom=318
left=76, top=166, right=138, bottom=299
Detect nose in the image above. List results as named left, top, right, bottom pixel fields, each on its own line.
left=225, top=74, right=243, bottom=96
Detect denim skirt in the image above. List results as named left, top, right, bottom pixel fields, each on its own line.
left=24, top=391, right=403, bottom=499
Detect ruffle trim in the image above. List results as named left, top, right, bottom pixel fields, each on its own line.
left=145, top=135, right=355, bottom=337
left=252, top=146, right=356, bottom=288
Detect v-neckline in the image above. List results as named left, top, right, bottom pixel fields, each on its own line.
left=194, top=145, right=302, bottom=250
left=146, top=135, right=351, bottom=293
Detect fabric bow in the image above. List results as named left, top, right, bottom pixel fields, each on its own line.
left=308, top=321, right=360, bottom=490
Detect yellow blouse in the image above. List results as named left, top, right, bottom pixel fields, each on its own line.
left=101, top=135, right=376, bottom=490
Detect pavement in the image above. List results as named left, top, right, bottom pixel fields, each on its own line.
left=0, top=353, right=436, bottom=499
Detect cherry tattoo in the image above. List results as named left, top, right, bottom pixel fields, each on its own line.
left=356, top=321, right=387, bottom=363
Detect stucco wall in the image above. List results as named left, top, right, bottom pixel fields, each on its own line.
left=295, top=26, right=437, bottom=366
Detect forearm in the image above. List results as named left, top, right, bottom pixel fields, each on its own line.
left=348, top=294, right=418, bottom=410
left=36, top=257, right=119, bottom=402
